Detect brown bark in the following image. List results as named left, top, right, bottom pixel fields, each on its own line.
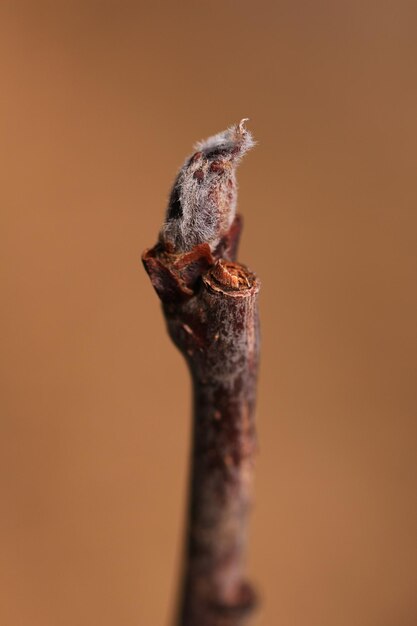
left=143, top=214, right=260, bottom=626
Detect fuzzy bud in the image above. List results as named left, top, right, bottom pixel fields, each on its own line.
left=160, top=119, right=255, bottom=253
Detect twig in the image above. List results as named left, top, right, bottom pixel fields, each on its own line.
left=142, top=120, right=260, bottom=626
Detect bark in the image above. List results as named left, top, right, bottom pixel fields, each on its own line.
left=143, top=215, right=260, bottom=626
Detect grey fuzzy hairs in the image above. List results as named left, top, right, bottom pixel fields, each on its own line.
left=160, top=119, right=255, bottom=253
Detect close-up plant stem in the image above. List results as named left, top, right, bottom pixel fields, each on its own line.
left=143, top=121, right=260, bottom=626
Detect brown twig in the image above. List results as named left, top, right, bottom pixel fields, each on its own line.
left=142, top=121, right=260, bottom=626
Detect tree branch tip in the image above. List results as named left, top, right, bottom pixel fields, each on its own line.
left=205, top=260, right=259, bottom=296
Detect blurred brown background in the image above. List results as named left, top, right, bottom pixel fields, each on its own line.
left=1, top=2, right=416, bottom=625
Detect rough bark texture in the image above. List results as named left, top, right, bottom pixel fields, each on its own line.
left=143, top=215, right=260, bottom=626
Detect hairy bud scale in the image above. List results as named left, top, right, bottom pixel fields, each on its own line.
left=160, top=119, right=255, bottom=253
